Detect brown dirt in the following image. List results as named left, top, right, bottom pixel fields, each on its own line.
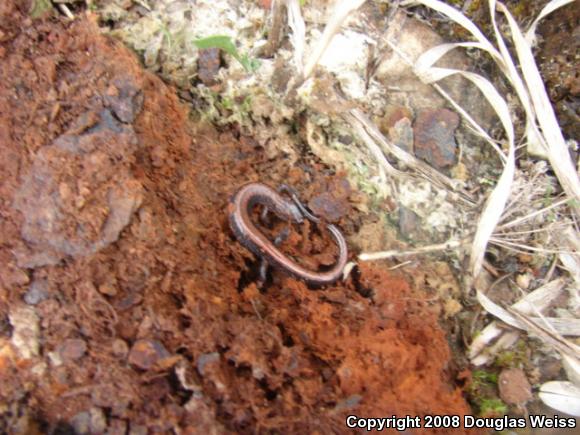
left=0, top=4, right=474, bottom=434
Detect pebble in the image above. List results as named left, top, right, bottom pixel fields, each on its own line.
left=58, top=338, right=87, bottom=361
left=98, top=282, right=118, bottom=297
left=398, top=206, right=420, bottom=240
left=498, top=368, right=533, bottom=405
left=70, top=408, right=107, bottom=435
left=112, top=338, right=129, bottom=358
left=389, top=117, right=414, bottom=153
left=196, top=352, right=220, bottom=376
left=414, top=108, right=459, bottom=169
left=128, top=339, right=170, bottom=370
left=197, top=48, right=221, bottom=86
left=24, top=279, right=49, bottom=305
left=70, top=411, right=90, bottom=434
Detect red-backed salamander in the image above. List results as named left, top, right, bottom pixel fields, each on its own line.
left=228, top=182, right=348, bottom=286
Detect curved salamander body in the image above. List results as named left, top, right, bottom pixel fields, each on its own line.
left=228, top=183, right=348, bottom=286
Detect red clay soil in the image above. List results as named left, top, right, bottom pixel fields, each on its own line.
left=0, top=4, right=474, bottom=434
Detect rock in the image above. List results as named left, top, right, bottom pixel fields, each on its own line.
left=197, top=48, right=222, bottom=87
left=389, top=117, right=414, bottom=153
left=98, top=282, right=118, bottom=297
left=58, top=338, right=87, bottom=362
left=9, top=306, right=40, bottom=359
left=24, top=279, right=49, bottom=305
left=112, top=338, right=129, bottom=358
left=68, top=408, right=108, bottom=434
left=128, top=339, right=170, bottom=370
left=89, top=407, right=107, bottom=434
left=379, top=106, right=414, bottom=153
left=375, top=11, right=494, bottom=130
left=398, top=206, right=420, bottom=240
left=70, top=411, right=90, bottom=435
left=196, top=352, right=220, bottom=376
left=413, top=108, right=459, bottom=169
left=498, top=368, right=533, bottom=405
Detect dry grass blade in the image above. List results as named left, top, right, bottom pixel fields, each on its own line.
left=525, top=0, right=576, bottom=46
left=505, top=306, right=580, bottom=359
left=470, top=278, right=567, bottom=363
left=402, top=0, right=500, bottom=58
left=359, top=239, right=466, bottom=261
left=556, top=227, right=580, bottom=286
left=496, top=1, right=580, bottom=218
left=476, top=290, right=580, bottom=336
left=302, top=0, right=366, bottom=82
left=346, top=109, right=474, bottom=203
left=539, top=381, right=580, bottom=416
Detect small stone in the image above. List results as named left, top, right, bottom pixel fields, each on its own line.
left=128, top=339, right=170, bottom=370
left=414, top=108, right=459, bottom=169
left=112, top=338, right=129, bottom=358
left=58, top=338, right=87, bottom=361
left=398, top=206, right=420, bottom=240
left=389, top=117, right=414, bottom=153
left=70, top=411, right=90, bottom=435
left=24, top=279, right=49, bottom=305
left=9, top=306, right=40, bottom=359
left=498, top=368, right=533, bottom=405
left=89, top=407, right=107, bottom=433
left=516, top=273, right=532, bottom=290
left=197, top=48, right=222, bottom=86
left=98, top=282, right=117, bottom=296
left=196, top=352, right=220, bottom=376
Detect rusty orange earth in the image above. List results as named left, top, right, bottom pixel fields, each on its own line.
left=0, top=3, right=475, bottom=433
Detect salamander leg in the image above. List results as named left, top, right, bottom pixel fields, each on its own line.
left=256, top=227, right=291, bottom=288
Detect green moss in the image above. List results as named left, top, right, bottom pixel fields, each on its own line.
left=479, top=398, right=508, bottom=418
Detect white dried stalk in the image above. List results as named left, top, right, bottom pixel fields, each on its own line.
left=469, top=278, right=566, bottom=362
left=303, top=0, right=367, bottom=81
left=286, top=0, right=305, bottom=74
left=558, top=228, right=580, bottom=287
left=359, top=238, right=466, bottom=261
left=496, top=1, right=580, bottom=218
left=525, top=0, right=576, bottom=46
left=477, top=290, right=580, bottom=336
left=506, top=307, right=580, bottom=360
left=346, top=109, right=474, bottom=203
left=539, top=381, right=580, bottom=416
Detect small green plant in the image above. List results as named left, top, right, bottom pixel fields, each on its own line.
left=193, top=35, right=260, bottom=73
left=472, top=369, right=498, bottom=385
left=479, top=398, right=508, bottom=417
